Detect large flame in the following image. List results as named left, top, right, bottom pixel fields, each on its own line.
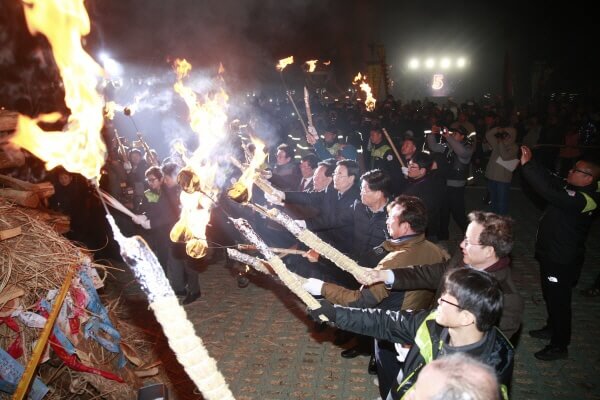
left=10, top=0, right=106, bottom=180
left=171, top=58, right=229, bottom=258
left=276, top=56, right=294, bottom=71
left=305, top=59, right=318, bottom=73
left=353, top=72, right=376, bottom=112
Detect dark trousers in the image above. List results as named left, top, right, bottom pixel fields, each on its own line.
left=374, top=339, right=402, bottom=399
left=539, top=257, right=583, bottom=348
left=439, top=186, right=468, bottom=240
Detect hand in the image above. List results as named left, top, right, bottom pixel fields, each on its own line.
left=294, top=219, right=307, bottom=230
left=140, top=219, right=151, bottom=230
left=265, top=190, right=284, bottom=206
left=520, top=145, right=532, bottom=166
left=357, top=269, right=390, bottom=286
left=306, top=126, right=319, bottom=144
left=308, top=300, right=337, bottom=323
left=401, top=166, right=408, bottom=177
left=132, top=214, right=148, bottom=225
left=303, top=278, right=324, bottom=296
left=303, top=248, right=319, bottom=262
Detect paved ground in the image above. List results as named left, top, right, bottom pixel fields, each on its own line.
left=112, top=185, right=600, bottom=400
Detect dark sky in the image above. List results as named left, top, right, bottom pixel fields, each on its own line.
left=2, top=0, right=596, bottom=102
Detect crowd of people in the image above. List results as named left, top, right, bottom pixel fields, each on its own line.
left=4, top=90, right=599, bottom=399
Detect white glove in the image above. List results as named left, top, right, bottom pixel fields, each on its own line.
left=303, top=278, right=324, bottom=296
left=132, top=214, right=148, bottom=225
left=140, top=219, right=151, bottom=230
left=306, top=126, right=319, bottom=144
left=401, top=166, right=408, bottom=177
left=265, top=190, right=284, bottom=206
left=294, top=219, right=307, bottom=229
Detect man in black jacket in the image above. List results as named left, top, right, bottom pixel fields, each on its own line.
left=311, top=268, right=514, bottom=400
left=520, top=146, right=600, bottom=361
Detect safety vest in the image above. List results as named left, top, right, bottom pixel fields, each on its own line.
left=144, top=190, right=160, bottom=203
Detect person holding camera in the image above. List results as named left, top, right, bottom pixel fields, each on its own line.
left=426, top=126, right=474, bottom=239
left=484, top=118, right=518, bottom=215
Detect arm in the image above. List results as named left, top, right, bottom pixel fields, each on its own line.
left=322, top=281, right=389, bottom=308
left=445, top=135, right=474, bottom=162
left=426, top=133, right=446, bottom=153
left=391, top=258, right=452, bottom=291
left=521, top=157, right=592, bottom=212
left=312, top=140, right=334, bottom=161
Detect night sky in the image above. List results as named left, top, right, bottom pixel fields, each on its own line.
left=1, top=0, right=596, bottom=103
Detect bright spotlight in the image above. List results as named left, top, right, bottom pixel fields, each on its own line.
left=440, top=58, right=451, bottom=69
left=408, top=58, right=420, bottom=69
left=457, top=57, right=466, bottom=68
left=425, top=58, right=435, bottom=69
left=98, top=51, right=109, bottom=63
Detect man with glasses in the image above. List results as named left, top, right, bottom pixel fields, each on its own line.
left=520, top=146, right=600, bottom=360
left=310, top=268, right=514, bottom=400
left=357, top=211, right=524, bottom=342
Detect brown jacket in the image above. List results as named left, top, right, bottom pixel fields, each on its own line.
left=321, top=234, right=449, bottom=310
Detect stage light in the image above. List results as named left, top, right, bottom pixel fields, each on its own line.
left=425, top=58, right=435, bottom=69
left=408, top=58, right=420, bottom=69
left=440, top=58, right=451, bottom=69
left=457, top=57, right=466, bottom=68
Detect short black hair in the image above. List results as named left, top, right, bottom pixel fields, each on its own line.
left=411, top=151, right=433, bottom=171
left=468, top=211, right=514, bottom=258
left=277, top=143, right=294, bottom=159
left=161, top=162, right=180, bottom=177
left=336, top=159, right=360, bottom=180
left=145, top=166, right=163, bottom=180
left=301, top=153, right=319, bottom=169
left=318, top=158, right=337, bottom=177
left=387, top=195, right=428, bottom=234
left=361, top=169, right=391, bottom=198
left=443, top=268, right=503, bottom=332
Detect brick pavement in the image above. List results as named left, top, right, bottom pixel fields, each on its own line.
left=116, top=187, right=600, bottom=400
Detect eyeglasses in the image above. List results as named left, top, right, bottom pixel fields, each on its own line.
left=408, top=164, right=420, bottom=169
left=571, top=168, right=592, bottom=177
left=462, top=236, right=484, bottom=246
left=438, top=297, right=462, bottom=309
left=146, top=177, right=158, bottom=183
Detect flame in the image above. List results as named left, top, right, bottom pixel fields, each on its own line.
left=352, top=72, right=376, bottom=112
left=171, top=58, right=229, bottom=258
left=323, top=60, right=331, bottom=66
left=218, top=62, right=225, bottom=75
left=276, top=56, right=294, bottom=71
left=239, top=138, right=266, bottom=202
left=104, top=101, right=117, bottom=120
left=305, top=59, right=317, bottom=73
left=10, top=0, right=106, bottom=180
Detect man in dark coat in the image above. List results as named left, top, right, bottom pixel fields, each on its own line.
left=520, top=146, right=600, bottom=360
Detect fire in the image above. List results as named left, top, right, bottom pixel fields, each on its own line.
left=352, top=72, right=376, bottom=112
left=171, top=58, right=229, bottom=258
left=10, top=0, right=106, bottom=181
left=305, top=60, right=318, bottom=73
left=104, top=101, right=117, bottom=120
left=239, top=138, right=267, bottom=201
left=323, top=60, right=331, bottom=66
left=276, top=56, right=294, bottom=71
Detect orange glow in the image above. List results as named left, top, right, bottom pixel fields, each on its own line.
left=352, top=72, right=376, bottom=112
left=11, top=0, right=106, bottom=180
left=323, top=60, right=331, bottom=66
left=171, top=58, right=230, bottom=258
left=104, top=101, right=117, bottom=120
left=276, top=56, right=294, bottom=71
left=305, top=60, right=317, bottom=73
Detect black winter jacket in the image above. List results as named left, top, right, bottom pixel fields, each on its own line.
left=521, top=160, right=600, bottom=265
left=333, top=307, right=514, bottom=399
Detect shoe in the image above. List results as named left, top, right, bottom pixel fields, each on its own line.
left=341, top=347, right=361, bottom=359
left=529, top=326, right=552, bottom=340
left=237, top=273, right=250, bottom=288
left=368, top=355, right=377, bottom=375
left=580, top=287, right=600, bottom=297
left=182, top=291, right=201, bottom=305
left=534, top=345, right=568, bottom=361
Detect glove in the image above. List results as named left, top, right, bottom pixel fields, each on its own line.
left=306, top=126, right=319, bottom=144
left=294, top=219, right=307, bottom=229
left=308, top=300, right=337, bottom=323
left=265, top=191, right=284, bottom=206
left=401, top=166, right=408, bottom=177
left=132, top=214, right=148, bottom=225
left=303, top=278, right=324, bottom=296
